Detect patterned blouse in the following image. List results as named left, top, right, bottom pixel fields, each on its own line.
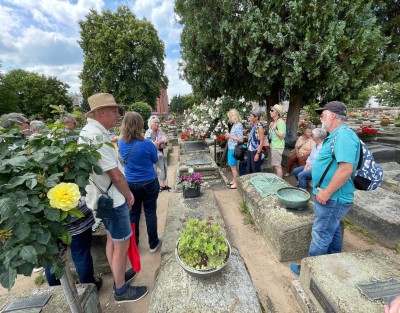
left=228, top=122, right=244, bottom=149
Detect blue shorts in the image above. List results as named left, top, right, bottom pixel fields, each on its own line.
left=227, top=149, right=237, bottom=167
left=102, top=203, right=132, bottom=242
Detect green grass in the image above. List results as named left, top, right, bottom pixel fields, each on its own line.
left=34, top=273, right=45, bottom=286
left=239, top=201, right=255, bottom=225
left=343, top=218, right=375, bottom=244
left=395, top=242, right=400, bottom=253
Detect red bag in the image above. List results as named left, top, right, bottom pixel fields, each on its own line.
left=262, top=136, right=270, bottom=151
left=127, top=223, right=141, bottom=272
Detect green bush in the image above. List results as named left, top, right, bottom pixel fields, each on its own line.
left=127, top=102, right=152, bottom=127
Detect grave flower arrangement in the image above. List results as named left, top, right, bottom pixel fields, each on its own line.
left=357, top=127, right=378, bottom=140
left=176, top=218, right=230, bottom=272
left=178, top=172, right=202, bottom=189
left=215, top=135, right=227, bottom=147
left=380, top=118, right=390, bottom=126
left=0, top=120, right=102, bottom=289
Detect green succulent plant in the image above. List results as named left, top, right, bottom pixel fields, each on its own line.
left=177, top=218, right=228, bottom=270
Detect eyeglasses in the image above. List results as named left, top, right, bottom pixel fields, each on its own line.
left=320, top=111, right=332, bottom=119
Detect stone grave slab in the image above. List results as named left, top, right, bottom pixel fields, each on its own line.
left=367, top=144, right=400, bottom=163
left=149, top=190, right=262, bottom=313
left=375, top=136, right=400, bottom=146
left=347, top=186, right=400, bottom=248
left=179, top=140, right=209, bottom=155
left=175, top=153, right=221, bottom=191
left=291, top=250, right=400, bottom=313
left=238, top=173, right=315, bottom=262
left=0, top=284, right=100, bottom=313
left=380, top=162, right=400, bottom=194
left=168, top=136, right=179, bottom=146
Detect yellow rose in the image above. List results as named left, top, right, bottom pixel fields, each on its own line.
left=47, top=183, right=81, bottom=211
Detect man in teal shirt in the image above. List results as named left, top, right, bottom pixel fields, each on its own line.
left=290, top=101, right=360, bottom=276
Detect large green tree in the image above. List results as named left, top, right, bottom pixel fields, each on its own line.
left=1, top=69, right=72, bottom=119
left=78, top=6, right=168, bottom=109
left=176, top=0, right=388, bottom=138
left=373, top=0, right=400, bottom=81
left=0, top=64, right=19, bottom=115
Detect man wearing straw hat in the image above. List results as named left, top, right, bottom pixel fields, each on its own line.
left=79, top=93, right=148, bottom=303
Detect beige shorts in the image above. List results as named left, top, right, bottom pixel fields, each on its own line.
left=270, top=148, right=284, bottom=166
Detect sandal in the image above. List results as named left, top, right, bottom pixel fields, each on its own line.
left=161, top=185, right=171, bottom=192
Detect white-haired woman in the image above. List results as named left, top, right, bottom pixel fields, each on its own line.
left=145, top=115, right=170, bottom=191
left=292, top=128, right=327, bottom=189
left=224, top=109, right=244, bottom=189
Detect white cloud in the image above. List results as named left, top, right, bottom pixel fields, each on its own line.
left=0, top=0, right=192, bottom=100
left=165, top=57, right=191, bottom=98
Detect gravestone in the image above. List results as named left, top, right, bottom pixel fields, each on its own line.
left=0, top=284, right=100, bottom=313
left=179, top=140, right=209, bottom=155
left=176, top=153, right=221, bottom=191
left=149, top=190, right=262, bottom=313
left=292, top=250, right=400, bottom=313
left=238, top=173, right=315, bottom=261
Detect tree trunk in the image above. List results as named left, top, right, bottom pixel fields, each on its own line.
left=287, top=89, right=303, bottom=141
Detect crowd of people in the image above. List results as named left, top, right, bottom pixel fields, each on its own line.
left=2, top=97, right=397, bottom=312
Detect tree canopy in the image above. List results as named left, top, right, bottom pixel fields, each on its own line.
left=1, top=69, right=72, bottom=120
left=78, top=6, right=168, bottom=109
left=175, top=0, right=389, bottom=137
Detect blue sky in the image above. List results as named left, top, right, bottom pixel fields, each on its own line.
left=0, top=0, right=192, bottom=99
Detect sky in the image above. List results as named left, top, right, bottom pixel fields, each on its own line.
left=0, top=0, right=192, bottom=100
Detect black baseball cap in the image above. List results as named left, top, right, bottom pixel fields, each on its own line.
left=315, top=101, right=347, bottom=116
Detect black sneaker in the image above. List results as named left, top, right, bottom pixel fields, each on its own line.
left=125, top=268, right=137, bottom=284
left=113, top=268, right=138, bottom=291
left=114, top=285, right=148, bottom=303
left=94, top=277, right=103, bottom=291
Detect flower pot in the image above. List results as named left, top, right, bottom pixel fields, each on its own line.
left=359, top=137, right=374, bottom=142
left=175, top=238, right=231, bottom=279
left=183, top=185, right=201, bottom=198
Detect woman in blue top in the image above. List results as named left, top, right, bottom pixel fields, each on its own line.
left=118, top=112, right=162, bottom=253
left=247, top=108, right=265, bottom=174
left=224, top=109, right=244, bottom=189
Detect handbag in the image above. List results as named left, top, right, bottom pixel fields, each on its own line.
left=90, top=180, right=113, bottom=219
left=96, top=194, right=113, bottom=219
left=233, top=142, right=247, bottom=161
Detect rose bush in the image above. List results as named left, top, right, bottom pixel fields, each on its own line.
left=181, top=96, right=252, bottom=137
left=0, top=123, right=102, bottom=289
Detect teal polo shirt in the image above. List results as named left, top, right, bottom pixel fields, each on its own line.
left=312, top=124, right=360, bottom=203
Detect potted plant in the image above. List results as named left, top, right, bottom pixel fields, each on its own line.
left=215, top=135, right=227, bottom=148
left=380, top=118, right=390, bottom=126
left=357, top=127, right=378, bottom=142
left=175, top=218, right=231, bottom=278
left=178, top=172, right=202, bottom=198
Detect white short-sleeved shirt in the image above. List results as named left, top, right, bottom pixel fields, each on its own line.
left=78, top=118, right=125, bottom=210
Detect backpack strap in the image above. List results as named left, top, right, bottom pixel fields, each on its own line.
left=315, top=126, right=347, bottom=188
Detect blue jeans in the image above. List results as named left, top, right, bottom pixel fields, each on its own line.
left=45, top=228, right=95, bottom=285
left=309, top=199, right=353, bottom=257
left=246, top=150, right=263, bottom=174
left=292, top=166, right=312, bottom=189
left=102, top=203, right=132, bottom=241
left=128, top=178, right=160, bottom=249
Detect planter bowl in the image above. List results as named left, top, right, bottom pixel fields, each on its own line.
left=183, top=185, right=201, bottom=198
left=175, top=238, right=231, bottom=279
left=276, top=187, right=310, bottom=210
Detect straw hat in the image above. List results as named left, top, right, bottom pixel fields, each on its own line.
left=272, top=104, right=284, bottom=116
left=86, top=93, right=120, bottom=115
